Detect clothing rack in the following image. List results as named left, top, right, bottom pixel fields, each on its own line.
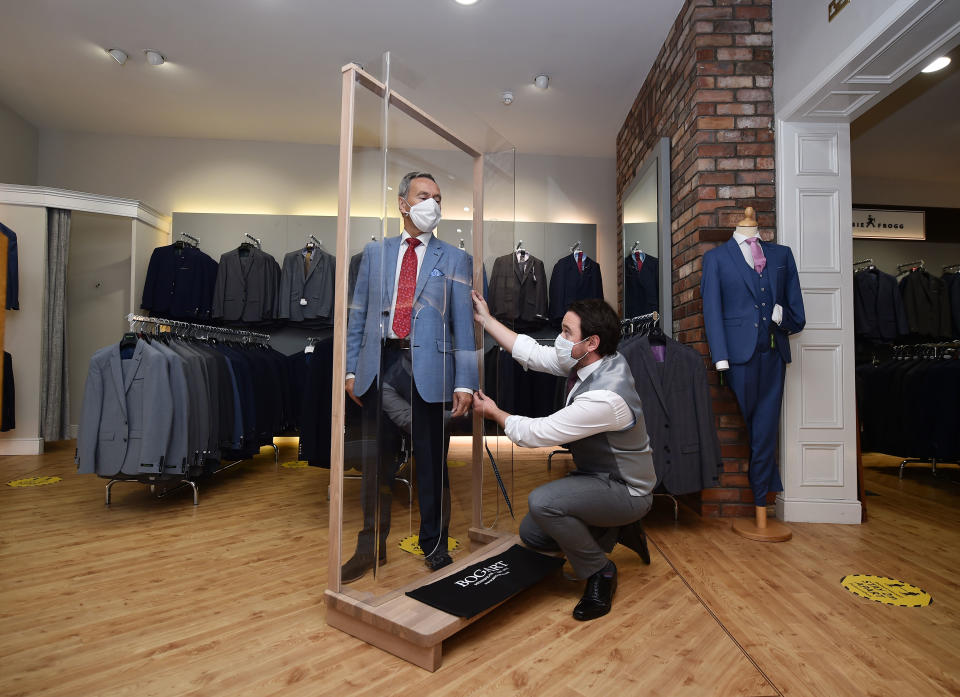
left=306, top=235, right=322, bottom=249
left=620, top=310, right=660, bottom=336
left=630, top=241, right=643, bottom=254
left=853, top=258, right=874, bottom=271
left=243, top=233, right=262, bottom=249
left=896, top=259, right=924, bottom=274
left=104, top=314, right=278, bottom=505
left=126, top=313, right=271, bottom=342
left=570, top=241, right=582, bottom=253
left=944, top=263, right=960, bottom=273
left=884, top=340, right=959, bottom=479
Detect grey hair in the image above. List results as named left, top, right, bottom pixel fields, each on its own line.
left=398, top=171, right=437, bottom=199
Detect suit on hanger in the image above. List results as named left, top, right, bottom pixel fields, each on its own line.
left=487, top=252, right=548, bottom=330
left=278, top=247, right=336, bottom=322
left=899, top=270, right=952, bottom=338
left=624, top=253, right=659, bottom=318
left=853, top=267, right=908, bottom=341
left=141, top=244, right=219, bottom=320
left=0, top=222, right=19, bottom=310
left=701, top=237, right=805, bottom=506
left=619, top=335, right=722, bottom=495
left=76, top=340, right=173, bottom=477
left=549, top=253, right=604, bottom=327
left=212, top=247, right=281, bottom=323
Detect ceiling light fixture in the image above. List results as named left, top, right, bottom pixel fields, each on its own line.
left=107, top=48, right=127, bottom=65
left=533, top=74, right=549, bottom=89
left=921, top=56, right=951, bottom=72
left=501, top=91, right=514, bottom=105
left=144, top=49, right=165, bottom=66
left=454, top=0, right=479, bottom=5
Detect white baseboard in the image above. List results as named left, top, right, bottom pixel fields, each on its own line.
left=0, top=438, right=45, bottom=456
left=776, top=495, right=862, bottom=524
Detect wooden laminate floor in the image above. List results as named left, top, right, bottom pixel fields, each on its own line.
left=1, top=444, right=957, bottom=697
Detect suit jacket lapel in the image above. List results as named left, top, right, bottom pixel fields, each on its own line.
left=108, top=346, right=127, bottom=418
left=124, top=340, right=145, bottom=393
left=381, top=236, right=401, bottom=308
left=724, top=238, right=759, bottom=299
left=762, top=242, right=779, bottom=303
left=636, top=337, right=668, bottom=415
left=414, top=241, right=442, bottom=304
left=514, top=253, right=525, bottom=284
left=661, top=339, right=681, bottom=413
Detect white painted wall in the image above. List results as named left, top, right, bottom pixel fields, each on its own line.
left=37, top=130, right=618, bottom=303
left=0, top=203, right=46, bottom=454
left=0, top=100, right=38, bottom=186
left=773, top=0, right=912, bottom=117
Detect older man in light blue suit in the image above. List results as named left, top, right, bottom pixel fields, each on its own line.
left=343, top=171, right=477, bottom=581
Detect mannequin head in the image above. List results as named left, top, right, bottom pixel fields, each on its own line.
left=735, top=205, right=759, bottom=238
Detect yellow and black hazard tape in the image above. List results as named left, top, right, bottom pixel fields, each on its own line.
left=840, top=574, right=932, bottom=607
left=7, top=476, right=63, bottom=488
left=399, top=534, right=461, bottom=557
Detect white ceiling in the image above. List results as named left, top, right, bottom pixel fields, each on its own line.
left=0, top=0, right=685, bottom=157
left=851, top=44, right=960, bottom=187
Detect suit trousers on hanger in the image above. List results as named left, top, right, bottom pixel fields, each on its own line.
left=724, top=349, right=785, bottom=507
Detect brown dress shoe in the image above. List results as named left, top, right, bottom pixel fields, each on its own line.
left=340, top=549, right=387, bottom=583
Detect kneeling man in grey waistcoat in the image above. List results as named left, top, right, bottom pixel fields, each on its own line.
left=472, top=294, right=655, bottom=621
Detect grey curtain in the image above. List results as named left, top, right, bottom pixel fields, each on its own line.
left=40, top=208, right=71, bottom=441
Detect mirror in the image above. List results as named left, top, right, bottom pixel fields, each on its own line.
left=621, top=137, right=671, bottom=333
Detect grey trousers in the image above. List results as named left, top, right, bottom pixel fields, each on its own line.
left=519, top=473, right=653, bottom=579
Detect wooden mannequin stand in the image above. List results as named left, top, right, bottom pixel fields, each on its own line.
left=727, top=207, right=792, bottom=543
left=732, top=505, right=792, bottom=542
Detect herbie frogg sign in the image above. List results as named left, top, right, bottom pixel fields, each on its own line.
left=853, top=208, right=925, bottom=240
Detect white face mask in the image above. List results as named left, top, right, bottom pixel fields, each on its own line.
left=404, top=197, right=441, bottom=233
left=555, top=334, right=591, bottom=372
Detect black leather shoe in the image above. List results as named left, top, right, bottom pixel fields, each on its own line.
left=425, top=551, right=453, bottom=572
left=340, top=549, right=387, bottom=583
left=617, top=520, right=651, bottom=564
left=573, top=561, right=617, bottom=621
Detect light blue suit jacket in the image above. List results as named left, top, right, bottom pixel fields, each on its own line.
left=346, top=235, right=478, bottom=403
left=701, top=238, right=805, bottom=365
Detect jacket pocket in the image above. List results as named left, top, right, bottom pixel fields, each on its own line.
left=99, top=432, right=115, bottom=441
left=436, top=339, right=453, bottom=353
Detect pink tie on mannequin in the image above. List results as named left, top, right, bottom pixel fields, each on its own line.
left=745, top=236, right=766, bottom=275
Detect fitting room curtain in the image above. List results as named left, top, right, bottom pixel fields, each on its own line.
left=40, top=208, right=71, bottom=441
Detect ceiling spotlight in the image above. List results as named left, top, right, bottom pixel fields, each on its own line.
left=501, top=91, right=514, bottom=105
left=107, top=48, right=127, bottom=65
left=144, top=49, right=165, bottom=66
left=455, top=0, right=479, bottom=5
left=533, top=74, right=549, bottom=89
left=921, top=56, right=951, bottom=73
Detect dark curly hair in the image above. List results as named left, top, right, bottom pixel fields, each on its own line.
left=566, top=298, right=620, bottom=357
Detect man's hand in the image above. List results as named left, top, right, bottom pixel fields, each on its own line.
left=472, top=290, right=492, bottom=326
left=472, top=389, right=506, bottom=427
left=345, top=377, right=363, bottom=407
left=451, top=391, right=471, bottom=418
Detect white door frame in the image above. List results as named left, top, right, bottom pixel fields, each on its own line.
left=775, top=0, right=960, bottom=523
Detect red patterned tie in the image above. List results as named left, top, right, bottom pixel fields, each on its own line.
left=392, top=237, right=421, bottom=338
left=565, top=371, right=578, bottom=403
left=634, top=252, right=643, bottom=271
left=577, top=251, right=584, bottom=273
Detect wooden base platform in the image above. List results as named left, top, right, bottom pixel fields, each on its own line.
left=325, top=533, right=522, bottom=671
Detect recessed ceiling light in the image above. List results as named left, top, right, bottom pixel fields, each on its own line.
left=107, top=48, right=127, bottom=65
left=464, top=207, right=470, bottom=212
left=501, top=91, right=514, bottom=105
left=454, top=0, right=479, bottom=5
left=533, top=74, right=549, bottom=89
left=921, top=56, right=950, bottom=73
left=144, top=49, right=165, bottom=66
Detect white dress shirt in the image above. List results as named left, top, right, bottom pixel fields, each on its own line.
left=715, top=229, right=782, bottom=371
left=504, top=335, right=635, bottom=448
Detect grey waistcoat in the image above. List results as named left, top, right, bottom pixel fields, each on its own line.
left=565, top=353, right=657, bottom=496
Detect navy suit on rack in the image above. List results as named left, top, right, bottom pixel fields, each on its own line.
left=701, top=237, right=805, bottom=506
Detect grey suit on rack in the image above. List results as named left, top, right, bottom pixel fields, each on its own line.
left=150, top=341, right=191, bottom=474
left=212, top=248, right=281, bottom=322
left=278, top=247, right=336, bottom=322
left=76, top=340, right=173, bottom=477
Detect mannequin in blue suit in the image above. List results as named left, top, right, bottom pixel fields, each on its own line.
left=342, top=172, right=478, bottom=581
left=701, top=208, right=805, bottom=534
